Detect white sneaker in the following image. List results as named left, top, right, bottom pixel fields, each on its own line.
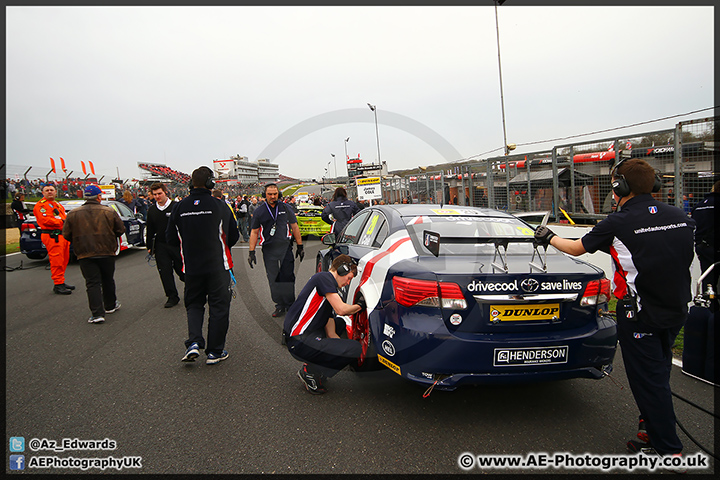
left=88, top=316, right=105, bottom=324
left=105, top=301, right=121, bottom=314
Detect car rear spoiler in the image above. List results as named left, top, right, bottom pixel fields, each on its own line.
left=422, top=230, right=551, bottom=273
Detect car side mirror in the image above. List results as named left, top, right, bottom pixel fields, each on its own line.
left=322, top=233, right=337, bottom=245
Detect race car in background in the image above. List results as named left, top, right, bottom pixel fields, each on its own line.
left=296, top=204, right=332, bottom=239
left=19, top=199, right=146, bottom=260
left=317, top=204, right=617, bottom=391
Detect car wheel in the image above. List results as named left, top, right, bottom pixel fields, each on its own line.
left=316, top=255, right=323, bottom=273
left=350, top=295, right=381, bottom=372
left=25, top=252, right=48, bottom=260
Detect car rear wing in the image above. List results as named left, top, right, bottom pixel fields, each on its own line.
left=422, top=230, right=551, bottom=273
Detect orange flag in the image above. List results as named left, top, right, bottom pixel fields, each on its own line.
left=89, top=161, right=95, bottom=175
left=50, top=157, right=56, bottom=173
left=60, top=157, right=67, bottom=172
left=81, top=161, right=87, bottom=175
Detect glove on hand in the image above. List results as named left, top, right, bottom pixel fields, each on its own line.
left=295, top=244, right=305, bottom=261
left=534, top=226, right=557, bottom=245
left=356, top=297, right=367, bottom=311
left=248, top=250, right=257, bottom=268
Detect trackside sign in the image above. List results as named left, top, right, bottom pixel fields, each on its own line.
left=357, top=177, right=382, bottom=201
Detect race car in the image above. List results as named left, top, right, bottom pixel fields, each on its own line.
left=296, top=204, right=331, bottom=239
left=19, top=199, right=146, bottom=260
left=316, top=204, right=617, bottom=390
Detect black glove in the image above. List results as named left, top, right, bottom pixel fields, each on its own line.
left=356, top=297, right=367, bottom=311
left=53, top=208, right=59, bottom=215
left=295, top=244, right=305, bottom=261
left=248, top=250, right=257, bottom=269
left=534, top=226, right=556, bottom=245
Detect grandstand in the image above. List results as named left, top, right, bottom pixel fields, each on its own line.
left=138, top=162, right=191, bottom=184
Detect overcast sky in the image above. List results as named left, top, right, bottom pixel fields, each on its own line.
left=5, top=4, right=715, bottom=183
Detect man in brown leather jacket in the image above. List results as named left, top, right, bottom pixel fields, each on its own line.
left=62, top=185, right=126, bottom=324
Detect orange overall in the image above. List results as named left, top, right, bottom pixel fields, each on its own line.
left=33, top=199, right=70, bottom=285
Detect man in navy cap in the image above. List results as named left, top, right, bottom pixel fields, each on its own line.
left=63, top=184, right=126, bottom=324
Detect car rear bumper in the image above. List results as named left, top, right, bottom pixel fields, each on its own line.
left=370, top=310, right=617, bottom=389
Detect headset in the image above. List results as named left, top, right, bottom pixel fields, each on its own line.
left=262, top=183, right=282, bottom=200
left=611, top=158, right=661, bottom=198
left=189, top=167, right=215, bottom=190
left=336, top=259, right=357, bottom=276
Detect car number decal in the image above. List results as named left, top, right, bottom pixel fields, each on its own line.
left=490, top=303, right=560, bottom=322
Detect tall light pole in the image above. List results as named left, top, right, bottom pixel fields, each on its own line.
left=330, top=153, right=336, bottom=179
left=368, top=103, right=383, bottom=202
left=494, top=0, right=510, bottom=156
left=367, top=103, right=381, bottom=164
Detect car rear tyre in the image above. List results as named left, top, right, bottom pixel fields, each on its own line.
left=350, top=296, right=381, bottom=372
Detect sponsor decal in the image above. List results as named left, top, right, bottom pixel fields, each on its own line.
left=193, top=200, right=200, bottom=205
left=468, top=279, right=518, bottom=292
left=521, top=278, right=539, bottom=293
left=490, top=303, right=560, bottom=321
left=468, top=278, right=583, bottom=293
left=382, top=340, right=396, bottom=356
left=449, top=313, right=463, bottom=325
left=494, top=346, right=569, bottom=366
left=648, top=206, right=658, bottom=214
left=378, top=354, right=401, bottom=375
left=634, top=332, right=653, bottom=339
left=383, top=323, right=395, bottom=338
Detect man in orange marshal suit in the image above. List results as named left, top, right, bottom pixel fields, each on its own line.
left=33, top=183, right=74, bottom=295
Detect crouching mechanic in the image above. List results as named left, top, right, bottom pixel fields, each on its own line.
left=283, top=255, right=366, bottom=394
left=534, top=158, right=695, bottom=458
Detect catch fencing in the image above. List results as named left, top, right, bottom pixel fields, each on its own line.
left=374, top=117, right=717, bottom=224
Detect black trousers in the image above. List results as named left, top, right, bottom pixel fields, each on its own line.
left=287, top=322, right=362, bottom=378
left=79, top=256, right=117, bottom=318
left=616, top=310, right=683, bottom=455
left=184, top=270, right=232, bottom=356
left=262, top=243, right=296, bottom=309
left=154, top=241, right=184, bottom=301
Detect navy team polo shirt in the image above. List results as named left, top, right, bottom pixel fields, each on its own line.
left=284, top=271, right=339, bottom=337
left=581, top=194, right=695, bottom=328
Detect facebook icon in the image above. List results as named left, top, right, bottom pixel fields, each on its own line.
left=10, top=454, right=25, bottom=470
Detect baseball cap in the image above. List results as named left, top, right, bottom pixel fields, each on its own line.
left=84, top=185, right=102, bottom=196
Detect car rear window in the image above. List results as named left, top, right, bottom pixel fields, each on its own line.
left=404, top=215, right=543, bottom=256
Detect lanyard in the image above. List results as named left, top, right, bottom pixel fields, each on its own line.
left=266, top=202, right=279, bottom=223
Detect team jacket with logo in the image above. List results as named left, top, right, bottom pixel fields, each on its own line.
left=167, top=188, right=239, bottom=275
left=321, top=197, right=360, bottom=234
left=581, top=194, right=695, bottom=328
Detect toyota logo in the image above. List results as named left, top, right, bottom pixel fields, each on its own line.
left=521, top=278, right=539, bottom=293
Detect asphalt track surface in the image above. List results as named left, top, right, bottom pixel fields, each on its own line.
left=4, top=240, right=716, bottom=475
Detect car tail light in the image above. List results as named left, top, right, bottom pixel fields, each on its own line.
left=393, top=276, right=467, bottom=310
left=580, top=278, right=611, bottom=306
left=21, top=223, right=37, bottom=233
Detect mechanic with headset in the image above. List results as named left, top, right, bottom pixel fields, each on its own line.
left=247, top=183, right=304, bottom=318
left=534, top=158, right=695, bottom=458
left=167, top=166, right=239, bottom=365
left=283, top=254, right=365, bottom=394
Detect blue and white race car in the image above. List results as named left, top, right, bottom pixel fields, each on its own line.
left=317, top=205, right=617, bottom=390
